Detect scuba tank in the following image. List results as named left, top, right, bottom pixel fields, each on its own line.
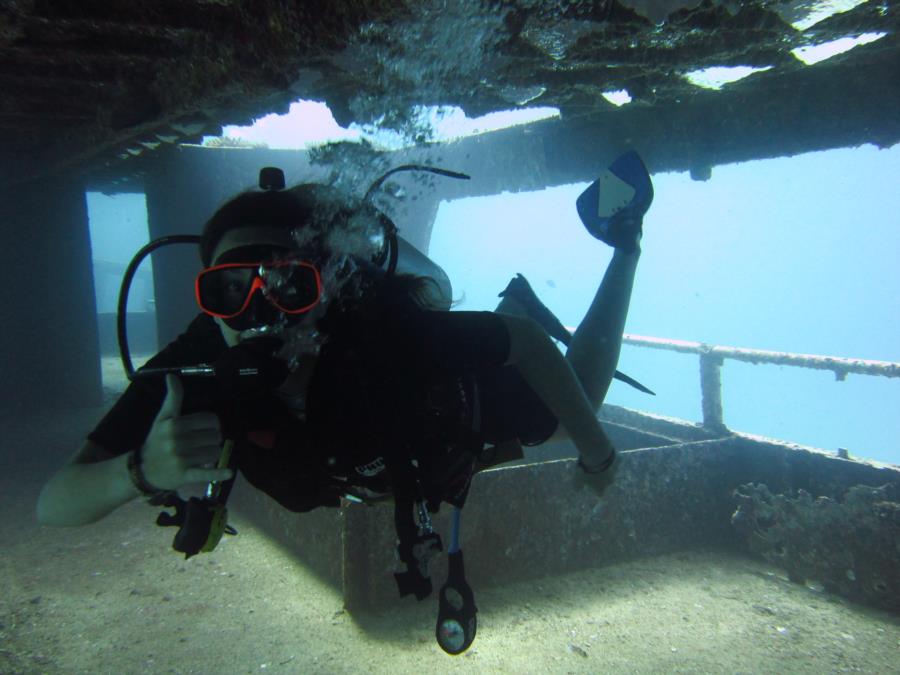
left=364, top=164, right=465, bottom=311
left=392, top=235, right=453, bottom=310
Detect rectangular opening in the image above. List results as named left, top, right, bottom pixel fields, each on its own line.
left=86, top=191, right=157, bottom=391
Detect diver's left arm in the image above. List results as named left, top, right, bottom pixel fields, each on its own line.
left=497, top=314, right=615, bottom=470
left=405, top=311, right=614, bottom=470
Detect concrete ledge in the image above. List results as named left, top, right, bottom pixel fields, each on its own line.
left=230, top=428, right=900, bottom=614
left=229, top=485, right=343, bottom=589
left=232, top=437, right=747, bottom=609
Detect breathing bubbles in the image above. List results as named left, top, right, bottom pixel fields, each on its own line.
left=267, top=193, right=387, bottom=370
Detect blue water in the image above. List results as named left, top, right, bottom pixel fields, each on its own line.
left=429, top=145, right=900, bottom=464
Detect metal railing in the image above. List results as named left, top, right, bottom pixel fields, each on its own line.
left=616, top=334, right=900, bottom=434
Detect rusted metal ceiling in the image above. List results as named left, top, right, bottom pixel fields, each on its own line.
left=1, top=0, right=897, bottom=194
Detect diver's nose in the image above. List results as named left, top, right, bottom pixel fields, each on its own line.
left=245, top=288, right=282, bottom=326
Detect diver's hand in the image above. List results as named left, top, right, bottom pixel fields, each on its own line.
left=575, top=451, right=618, bottom=498
left=574, top=434, right=618, bottom=499
left=139, top=374, right=233, bottom=491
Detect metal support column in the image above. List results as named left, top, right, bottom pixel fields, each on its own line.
left=0, top=175, right=101, bottom=411
left=699, top=350, right=727, bottom=433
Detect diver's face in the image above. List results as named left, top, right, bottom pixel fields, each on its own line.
left=210, top=227, right=300, bottom=347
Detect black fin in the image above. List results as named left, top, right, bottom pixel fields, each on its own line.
left=498, top=274, right=655, bottom=395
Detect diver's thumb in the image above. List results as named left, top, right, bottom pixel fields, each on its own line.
left=156, top=373, right=184, bottom=422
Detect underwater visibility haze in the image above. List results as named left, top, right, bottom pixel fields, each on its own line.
left=1, top=1, right=899, bottom=673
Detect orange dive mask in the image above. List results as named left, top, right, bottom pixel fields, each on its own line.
left=195, top=259, right=322, bottom=319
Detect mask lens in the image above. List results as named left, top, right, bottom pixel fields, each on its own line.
left=197, top=265, right=257, bottom=317
left=265, top=261, right=321, bottom=313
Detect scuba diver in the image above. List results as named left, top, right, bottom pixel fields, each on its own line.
left=37, top=151, right=653, bottom=654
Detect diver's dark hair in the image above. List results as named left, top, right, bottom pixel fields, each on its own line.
left=316, top=267, right=443, bottom=342
left=200, top=183, right=353, bottom=266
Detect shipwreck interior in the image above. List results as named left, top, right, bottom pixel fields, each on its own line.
left=1, top=0, right=898, bottom=637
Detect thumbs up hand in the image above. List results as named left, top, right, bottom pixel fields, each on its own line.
left=139, top=374, right=233, bottom=491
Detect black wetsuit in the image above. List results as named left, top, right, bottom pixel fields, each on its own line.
left=89, top=310, right=558, bottom=512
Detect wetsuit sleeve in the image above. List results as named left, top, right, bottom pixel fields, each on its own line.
left=394, top=310, right=511, bottom=371
left=86, top=314, right=226, bottom=458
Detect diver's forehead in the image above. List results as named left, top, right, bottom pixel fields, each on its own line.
left=212, top=227, right=296, bottom=264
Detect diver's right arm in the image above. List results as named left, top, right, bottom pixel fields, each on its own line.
left=37, top=441, right=143, bottom=526
left=37, top=374, right=232, bottom=526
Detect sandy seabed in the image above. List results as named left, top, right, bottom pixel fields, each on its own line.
left=1, top=365, right=898, bottom=674
left=4, top=482, right=899, bottom=674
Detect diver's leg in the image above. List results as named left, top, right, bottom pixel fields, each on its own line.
left=566, top=247, right=640, bottom=412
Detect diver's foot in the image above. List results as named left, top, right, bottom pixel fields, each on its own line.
left=576, top=150, right=653, bottom=254
left=600, top=213, right=644, bottom=254
left=578, top=199, right=647, bottom=254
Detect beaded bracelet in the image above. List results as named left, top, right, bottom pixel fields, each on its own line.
left=577, top=447, right=617, bottom=475
left=126, top=447, right=165, bottom=498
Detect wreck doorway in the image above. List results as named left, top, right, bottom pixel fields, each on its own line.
left=85, top=191, right=158, bottom=389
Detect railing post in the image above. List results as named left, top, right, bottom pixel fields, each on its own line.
left=699, top=350, right=727, bottom=433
